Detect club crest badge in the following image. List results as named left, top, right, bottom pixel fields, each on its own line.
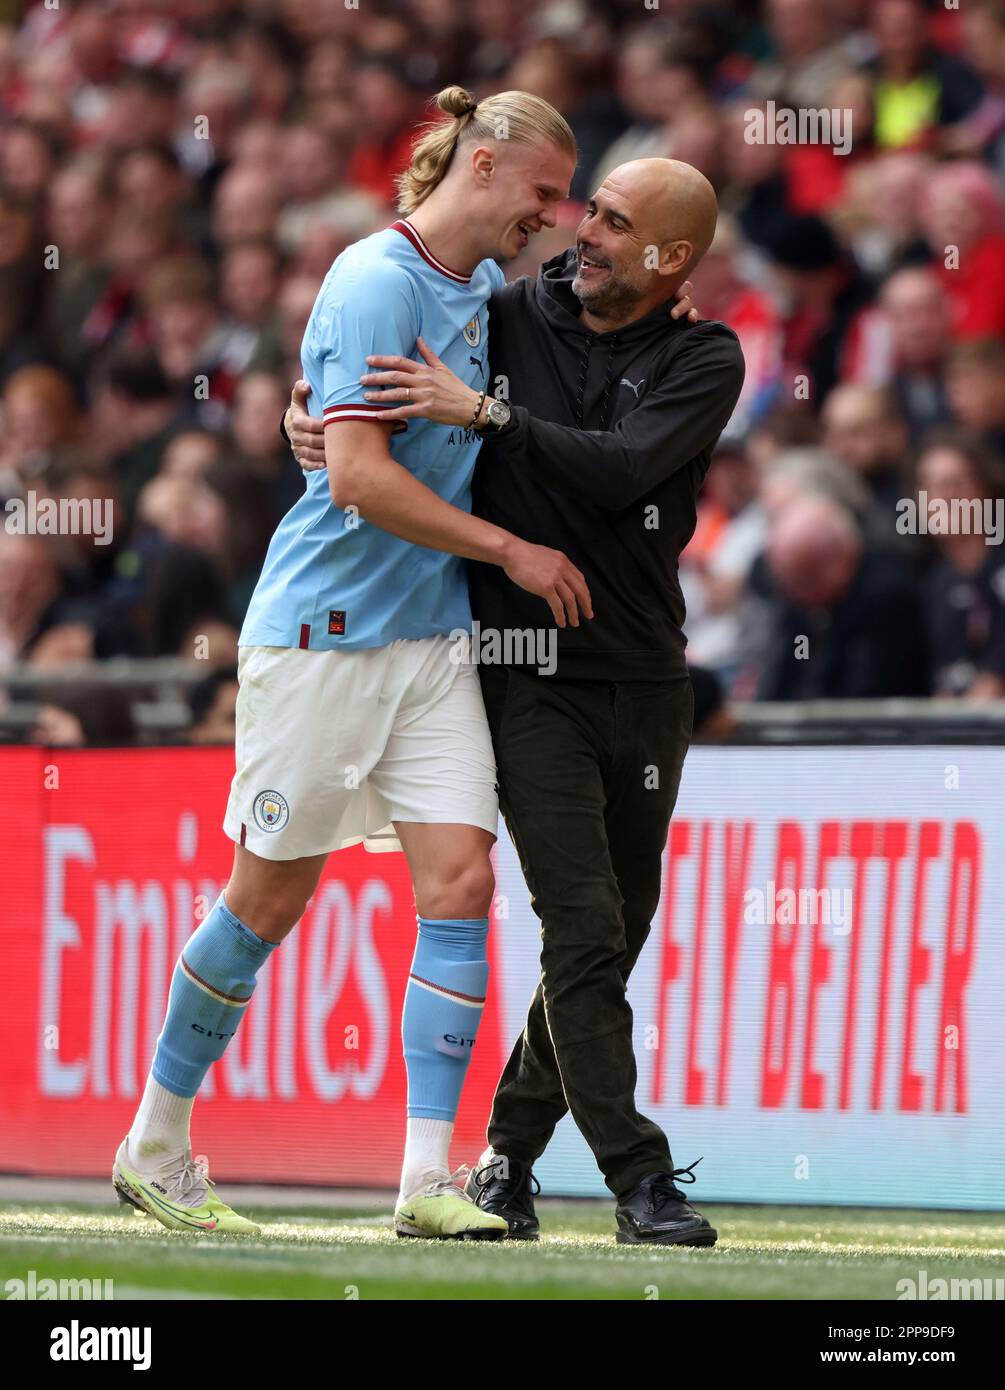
left=253, top=790, right=289, bottom=833
left=463, top=316, right=481, bottom=348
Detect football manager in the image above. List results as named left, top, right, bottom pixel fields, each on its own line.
left=286, top=156, right=744, bottom=1245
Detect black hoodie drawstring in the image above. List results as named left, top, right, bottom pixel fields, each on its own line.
left=598, top=333, right=619, bottom=432
left=574, top=335, right=592, bottom=429
left=575, top=332, right=620, bottom=432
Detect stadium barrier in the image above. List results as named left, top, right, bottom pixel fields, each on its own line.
left=2, top=744, right=1001, bottom=1209
left=6, top=658, right=1005, bottom=744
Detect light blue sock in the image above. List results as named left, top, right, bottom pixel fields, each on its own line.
left=402, top=917, right=490, bottom=1121
left=151, top=894, right=277, bottom=1098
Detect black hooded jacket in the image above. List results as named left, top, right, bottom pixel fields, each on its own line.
left=469, top=248, right=745, bottom=680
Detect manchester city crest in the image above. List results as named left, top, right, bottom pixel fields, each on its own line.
left=253, top=790, right=290, bottom=832
left=463, top=315, right=481, bottom=348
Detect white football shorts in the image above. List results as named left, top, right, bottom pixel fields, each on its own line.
left=223, top=635, right=499, bottom=860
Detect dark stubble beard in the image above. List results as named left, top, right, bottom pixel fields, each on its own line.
left=571, top=266, right=648, bottom=323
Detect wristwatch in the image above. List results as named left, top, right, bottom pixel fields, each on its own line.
left=476, top=398, right=512, bottom=433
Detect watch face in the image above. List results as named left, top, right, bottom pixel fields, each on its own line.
left=488, top=400, right=511, bottom=426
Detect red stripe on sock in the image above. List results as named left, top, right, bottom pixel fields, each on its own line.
left=409, top=972, right=485, bottom=1004
left=180, top=955, right=253, bottom=1006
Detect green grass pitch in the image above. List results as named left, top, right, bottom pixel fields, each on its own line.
left=2, top=1196, right=1003, bottom=1300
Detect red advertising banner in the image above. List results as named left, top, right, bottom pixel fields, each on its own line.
left=4, top=744, right=1004, bottom=1207
left=1, top=748, right=507, bottom=1186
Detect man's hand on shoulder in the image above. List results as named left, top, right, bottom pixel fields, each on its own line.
left=670, top=280, right=700, bottom=324
left=286, top=380, right=326, bottom=471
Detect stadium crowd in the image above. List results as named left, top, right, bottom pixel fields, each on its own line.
left=1, top=0, right=1005, bottom=743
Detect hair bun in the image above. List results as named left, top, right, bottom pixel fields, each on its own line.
left=437, top=85, right=478, bottom=119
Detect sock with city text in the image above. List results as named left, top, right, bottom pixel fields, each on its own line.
left=399, top=916, right=489, bottom=1199
left=129, top=894, right=276, bottom=1165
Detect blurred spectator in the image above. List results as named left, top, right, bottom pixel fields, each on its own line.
left=201, top=457, right=278, bottom=626
left=754, top=492, right=929, bottom=699
left=30, top=687, right=137, bottom=746
left=115, top=145, right=206, bottom=253
left=211, top=162, right=281, bottom=252
left=761, top=213, right=874, bottom=402
left=99, top=67, right=179, bottom=155
left=946, top=338, right=1005, bottom=458
left=277, top=123, right=384, bottom=253
left=915, top=429, right=1005, bottom=699
left=140, top=255, right=237, bottom=414
left=30, top=456, right=122, bottom=612
left=721, top=97, right=790, bottom=251
left=1, top=118, right=62, bottom=202
left=92, top=532, right=234, bottom=662
left=0, top=365, right=83, bottom=493
left=188, top=664, right=239, bottom=744
left=160, top=428, right=223, bottom=482
left=591, top=27, right=720, bottom=188
left=838, top=151, right=930, bottom=279
left=688, top=214, right=784, bottom=434
left=80, top=208, right=180, bottom=362
left=745, top=404, right=821, bottom=474
left=248, top=271, right=321, bottom=383
left=229, top=117, right=287, bottom=172
left=176, top=58, right=252, bottom=192
left=820, top=383, right=915, bottom=547
left=681, top=441, right=768, bottom=684
left=953, top=0, right=1005, bottom=177
left=44, top=154, right=116, bottom=381
left=89, top=345, right=184, bottom=518
left=0, top=532, right=70, bottom=666
left=226, top=370, right=305, bottom=516
left=758, top=445, right=873, bottom=523
left=219, top=239, right=281, bottom=362
left=0, top=185, right=46, bottom=385
left=135, top=472, right=228, bottom=556
left=866, top=0, right=982, bottom=151
left=876, top=266, right=953, bottom=440
left=345, top=57, right=422, bottom=204
left=784, top=69, right=876, bottom=215
left=920, top=161, right=1005, bottom=339
left=750, top=0, right=853, bottom=111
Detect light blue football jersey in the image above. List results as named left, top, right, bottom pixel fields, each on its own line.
left=240, top=219, right=505, bottom=651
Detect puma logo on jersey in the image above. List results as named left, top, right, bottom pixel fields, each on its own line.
left=620, top=377, right=645, bottom=397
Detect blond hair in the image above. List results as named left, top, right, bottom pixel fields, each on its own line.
left=395, top=85, right=576, bottom=215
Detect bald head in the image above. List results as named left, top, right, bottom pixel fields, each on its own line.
left=573, top=157, right=719, bottom=329
left=768, top=494, right=863, bottom=609
left=608, top=158, right=719, bottom=264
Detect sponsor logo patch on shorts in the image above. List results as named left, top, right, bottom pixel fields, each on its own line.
left=253, top=790, right=290, bottom=833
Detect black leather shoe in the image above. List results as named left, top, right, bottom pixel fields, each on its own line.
left=615, top=1159, right=717, bottom=1246
left=464, top=1154, right=541, bottom=1240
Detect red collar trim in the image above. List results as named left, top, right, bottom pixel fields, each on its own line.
left=390, top=219, right=472, bottom=284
